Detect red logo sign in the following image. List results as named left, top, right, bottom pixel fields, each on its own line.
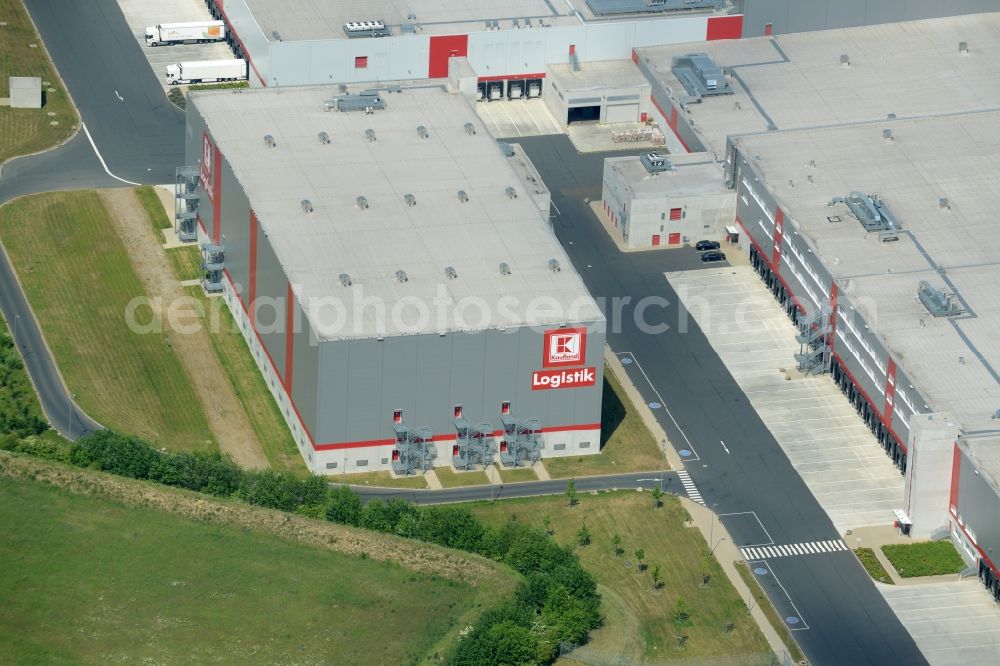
left=543, top=327, right=586, bottom=367
left=200, top=132, right=213, bottom=200
left=531, top=367, right=596, bottom=391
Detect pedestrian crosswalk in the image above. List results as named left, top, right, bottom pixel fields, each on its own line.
left=740, top=540, right=849, bottom=561
left=676, top=470, right=704, bottom=505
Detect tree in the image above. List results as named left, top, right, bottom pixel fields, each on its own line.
left=576, top=520, right=591, bottom=547
left=634, top=548, right=646, bottom=574
left=673, top=598, right=692, bottom=628
left=566, top=478, right=577, bottom=507
left=652, top=484, right=663, bottom=508
left=612, top=534, right=623, bottom=559
left=325, top=484, right=362, bottom=526
left=651, top=565, right=663, bottom=591
left=543, top=514, right=553, bottom=536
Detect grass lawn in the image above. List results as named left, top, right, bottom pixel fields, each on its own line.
left=182, top=287, right=306, bottom=475
left=0, top=0, right=77, bottom=164
left=736, top=564, right=805, bottom=664
left=881, top=541, right=965, bottom=578
left=0, top=474, right=478, bottom=664
left=0, top=192, right=215, bottom=452
left=168, top=246, right=202, bottom=282
left=335, top=470, right=428, bottom=489
left=495, top=464, right=539, bottom=483
left=855, top=548, right=894, bottom=585
left=435, top=465, right=490, bottom=488
left=467, top=492, right=771, bottom=662
left=545, top=367, right=667, bottom=479
left=135, top=185, right=171, bottom=232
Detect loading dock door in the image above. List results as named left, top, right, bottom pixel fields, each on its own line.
left=605, top=103, right=639, bottom=124
left=668, top=232, right=681, bottom=245
left=567, top=105, right=600, bottom=124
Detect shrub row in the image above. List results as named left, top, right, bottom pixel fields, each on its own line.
left=0, top=331, right=48, bottom=438
left=2, top=430, right=601, bottom=664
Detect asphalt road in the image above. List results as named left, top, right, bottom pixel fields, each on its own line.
left=515, top=135, right=927, bottom=666
left=24, top=0, right=185, bottom=184
left=350, top=470, right=680, bottom=505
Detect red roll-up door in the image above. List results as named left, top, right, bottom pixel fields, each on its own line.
left=652, top=234, right=661, bottom=246
left=668, top=232, right=681, bottom=245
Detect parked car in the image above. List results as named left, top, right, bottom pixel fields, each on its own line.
left=701, top=250, right=726, bottom=262
left=696, top=240, right=720, bottom=251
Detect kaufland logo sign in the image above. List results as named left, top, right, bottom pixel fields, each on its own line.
left=533, top=327, right=595, bottom=390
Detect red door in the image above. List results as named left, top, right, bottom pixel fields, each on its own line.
left=668, top=232, right=681, bottom=246
left=652, top=234, right=661, bottom=246
left=764, top=23, right=773, bottom=36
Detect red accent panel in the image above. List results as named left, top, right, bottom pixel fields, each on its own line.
left=669, top=207, right=682, bottom=221
left=734, top=214, right=805, bottom=315
left=949, top=442, right=961, bottom=515
left=428, top=34, right=469, bottom=78
left=315, top=423, right=602, bottom=451
left=832, top=349, right=908, bottom=453
left=569, top=44, right=576, bottom=55
left=652, top=234, right=661, bottom=246
left=631, top=48, right=639, bottom=64
left=650, top=96, right=691, bottom=153
left=542, top=327, right=587, bottom=367
left=284, top=283, right=294, bottom=392
left=828, top=281, right=839, bottom=353
left=706, top=15, right=744, bottom=41
left=764, top=23, right=773, bottom=37
left=884, top=357, right=897, bottom=423
left=668, top=232, right=681, bottom=246
left=248, top=210, right=258, bottom=311
left=771, top=207, right=783, bottom=272
left=211, top=145, right=222, bottom=242
left=477, top=72, right=545, bottom=82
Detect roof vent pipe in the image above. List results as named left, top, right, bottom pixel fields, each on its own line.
left=445, top=266, right=458, bottom=279
left=417, top=125, right=429, bottom=139
left=499, top=262, right=511, bottom=276
left=464, top=122, right=476, bottom=135
left=505, top=187, right=517, bottom=199
left=356, top=195, right=369, bottom=209
left=939, top=197, right=950, bottom=210
left=548, top=259, right=561, bottom=273
left=959, top=41, right=969, bottom=55
left=840, top=54, right=850, bottom=67
left=318, top=131, right=331, bottom=144
left=301, top=199, right=314, bottom=213
left=396, top=270, right=409, bottom=283
left=339, top=273, right=352, bottom=287
left=264, top=134, right=276, bottom=148
left=457, top=190, right=469, bottom=203
left=404, top=193, right=416, bottom=206
left=365, top=128, right=376, bottom=142
left=883, top=128, right=893, bottom=142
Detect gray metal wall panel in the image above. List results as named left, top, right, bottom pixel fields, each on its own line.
left=216, top=0, right=271, bottom=85
left=219, top=162, right=250, bottom=303
left=414, top=334, right=455, bottom=422
left=317, top=342, right=349, bottom=443
left=825, top=0, right=870, bottom=28
left=481, top=329, right=521, bottom=422
left=343, top=338, right=385, bottom=442
left=864, top=0, right=908, bottom=24
left=252, top=231, right=287, bottom=381
left=290, top=297, right=320, bottom=438
left=957, top=446, right=1000, bottom=567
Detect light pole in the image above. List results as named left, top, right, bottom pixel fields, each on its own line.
left=709, top=503, right=716, bottom=552
left=13, top=315, right=19, bottom=345
left=67, top=393, right=76, bottom=433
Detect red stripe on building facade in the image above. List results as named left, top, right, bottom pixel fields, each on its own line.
left=248, top=210, right=258, bottom=312
left=771, top=207, right=783, bottom=271
left=477, top=73, right=546, bottom=82
left=949, top=442, right=961, bottom=516
left=828, top=281, right=839, bottom=353
left=211, top=145, right=222, bottom=242
left=284, top=283, right=294, bottom=392
left=884, top=357, right=897, bottom=424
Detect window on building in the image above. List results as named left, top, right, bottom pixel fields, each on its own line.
left=326, top=462, right=338, bottom=469
left=355, top=56, right=368, bottom=69
left=454, top=404, right=463, bottom=418
left=661, top=212, right=666, bottom=221
left=501, top=400, right=511, bottom=415
left=669, top=207, right=683, bottom=221
left=356, top=459, right=368, bottom=467
left=393, top=409, right=403, bottom=423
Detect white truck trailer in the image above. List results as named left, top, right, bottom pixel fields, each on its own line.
left=165, top=59, right=247, bottom=85
left=145, top=21, right=226, bottom=47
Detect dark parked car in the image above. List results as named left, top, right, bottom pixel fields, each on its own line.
left=696, top=240, right=720, bottom=251
left=701, top=250, right=726, bottom=262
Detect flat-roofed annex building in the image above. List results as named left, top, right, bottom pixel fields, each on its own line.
left=184, top=84, right=605, bottom=474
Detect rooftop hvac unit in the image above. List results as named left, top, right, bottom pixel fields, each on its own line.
left=318, top=131, right=331, bottom=144
left=505, top=186, right=517, bottom=199
left=640, top=152, right=673, bottom=173
left=339, top=273, right=352, bottom=287
left=499, top=142, right=514, bottom=157
left=271, top=30, right=282, bottom=41
left=548, top=259, right=561, bottom=273
left=263, top=134, right=276, bottom=148
left=396, top=270, right=409, bottom=283
left=959, top=41, right=969, bottom=55
left=499, top=262, right=511, bottom=275
left=883, top=128, right=893, bottom=142
left=464, top=122, right=476, bottom=135
left=457, top=190, right=469, bottom=203
left=365, top=129, right=377, bottom=142
left=445, top=266, right=458, bottom=279
left=301, top=199, right=313, bottom=213
left=671, top=52, right=732, bottom=97
left=918, top=280, right=965, bottom=317
left=404, top=193, right=417, bottom=206
left=840, top=54, right=850, bottom=67
left=356, top=195, right=369, bottom=209
left=343, top=20, right=390, bottom=38
left=417, top=125, right=429, bottom=139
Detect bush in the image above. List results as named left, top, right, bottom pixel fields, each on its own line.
left=71, top=430, right=159, bottom=479
left=0, top=331, right=49, bottom=438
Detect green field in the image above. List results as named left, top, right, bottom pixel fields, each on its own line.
left=135, top=185, right=172, bottom=232
left=855, top=548, right=894, bottom=584
left=544, top=369, right=667, bottom=479
left=435, top=465, right=491, bottom=488
left=495, top=464, right=539, bottom=483
left=0, top=0, right=77, bottom=164
left=0, top=474, right=480, bottom=664
left=338, top=469, right=429, bottom=488
left=0, top=192, right=215, bottom=452
left=182, top=287, right=305, bottom=474
left=167, top=246, right=202, bottom=281
left=882, top=541, right=965, bottom=578
left=468, top=492, right=771, bottom=662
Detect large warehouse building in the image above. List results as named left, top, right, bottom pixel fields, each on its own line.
left=620, top=13, right=1000, bottom=601
left=182, top=84, right=605, bottom=475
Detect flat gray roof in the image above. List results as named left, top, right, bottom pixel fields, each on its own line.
left=606, top=152, right=728, bottom=198
left=637, top=13, right=1000, bottom=155
left=548, top=60, right=651, bottom=94
left=961, top=435, right=1000, bottom=496
left=191, top=84, right=601, bottom=340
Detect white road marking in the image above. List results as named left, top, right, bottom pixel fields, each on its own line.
left=720, top=439, right=730, bottom=454
left=81, top=122, right=140, bottom=186
left=741, top=539, right=849, bottom=560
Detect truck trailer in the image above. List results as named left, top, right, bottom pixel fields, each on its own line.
left=145, top=21, right=226, bottom=47
left=166, top=59, right=247, bottom=85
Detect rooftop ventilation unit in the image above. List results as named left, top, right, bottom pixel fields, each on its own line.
left=939, top=197, right=950, bottom=210
left=505, top=187, right=517, bottom=199
left=959, top=41, right=969, bottom=55
left=548, top=259, right=561, bottom=273
left=499, top=262, right=511, bottom=276
left=404, top=193, right=417, bottom=206
left=396, top=270, right=409, bottom=283
left=883, top=128, right=893, bottom=142
left=324, top=91, right=386, bottom=113
left=671, top=53, right=732, bottom=97
left=318, top=131, right=330, bottom=145
left=343, top=20, right=390, bottom=38
left=339, top=273, right=352, bottom=287
left=271, top=30, right=282, bottom=41
left=417, top=125, right=429, bottom=139
left=918, top=280, right=965, bottom=317
left=844, top=191, right=901, bottom=241
left=499, top=142, right=515, bottom=157
left=356, top=195, right=369, bottom=209
left=445, top=266, right=458, bottom=280
left=301, top=199, right=313, bottom=213
left=365, top=129, right=377, bottom=142
left=640, top=152, right=673, bottom=173
left=464, top=122, right=476, bottom=136
left=840, top=54, right=850, bottom=67
left=457, top=190, right=469, bottom=203
left=263, top=134, right=276, bottom=148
